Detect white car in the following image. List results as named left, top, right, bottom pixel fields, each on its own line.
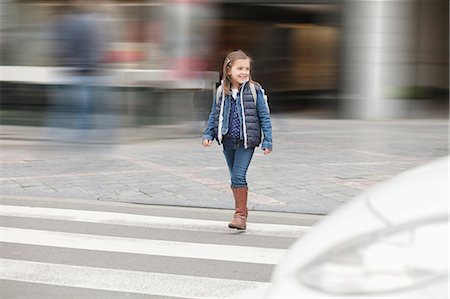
left=261, top=156, right=449, bottom=298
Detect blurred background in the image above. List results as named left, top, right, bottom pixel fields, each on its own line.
left=0, top=0, right=448, bottom=142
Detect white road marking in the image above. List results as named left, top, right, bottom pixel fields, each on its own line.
left=1, top=227, right=286, bottom=265
left=1, top=259, right=270, bottom=298
left=1, top=205, right=311, bottom=237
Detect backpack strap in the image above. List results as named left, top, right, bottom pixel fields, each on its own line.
left=215, top=84, right=223, bottom=105
left=249, top=82, right=257, bottom=104
left=216, top=82, right=258, bottom=104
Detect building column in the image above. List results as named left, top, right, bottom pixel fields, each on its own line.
left=340, top=0, right=420, bottom=119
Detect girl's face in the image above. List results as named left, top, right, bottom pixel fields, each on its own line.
left=228, top=58, right=250, bottom=88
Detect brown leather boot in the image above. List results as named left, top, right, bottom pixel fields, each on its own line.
left=228, top=186, right=248, bottom=230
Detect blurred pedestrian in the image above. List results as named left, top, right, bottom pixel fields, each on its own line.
left=202, top=50, right=273, bottom=231
left=45, top=0, right=106, bottom=140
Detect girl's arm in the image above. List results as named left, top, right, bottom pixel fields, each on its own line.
left=256, top=88, right=273, bottom=151
left=202, top=93, right=217, bottom=142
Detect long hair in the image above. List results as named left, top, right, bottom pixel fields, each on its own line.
left=221, top=50, right=256, bottom=96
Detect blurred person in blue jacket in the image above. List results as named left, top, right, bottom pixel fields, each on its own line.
left=45, top=0, right=106, bottom=140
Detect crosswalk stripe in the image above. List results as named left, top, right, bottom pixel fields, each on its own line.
left=1, top=200, right=305, bottom=297
left=1, top=259, right=270, bottom=298
left=1, top=205, right=311, bottom=237
left=1, top=227, right=287, bottom=265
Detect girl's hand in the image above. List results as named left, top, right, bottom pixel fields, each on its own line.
left=202, top=139, right=212, bottom=147
left=263, top=148, right=272, bottom=155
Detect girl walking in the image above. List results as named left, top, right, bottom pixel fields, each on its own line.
left=202, top=50, right=273, bottom=230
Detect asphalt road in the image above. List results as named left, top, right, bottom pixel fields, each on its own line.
left=1, top=195, right=322, bottom=298
left=1, top=118, right=447, bottom=298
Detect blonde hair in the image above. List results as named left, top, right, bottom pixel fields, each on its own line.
left=221, top=50, right=256, bottom=96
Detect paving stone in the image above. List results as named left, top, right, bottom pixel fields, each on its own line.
left=1, top=119, right=447, bottom=214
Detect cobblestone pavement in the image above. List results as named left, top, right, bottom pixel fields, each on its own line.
left=1, top=118, right=448, bottom=214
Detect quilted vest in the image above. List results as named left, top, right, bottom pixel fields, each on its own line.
left=213, top=82, right=262, bottom=148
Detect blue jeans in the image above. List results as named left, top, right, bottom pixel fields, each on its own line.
left=46, top=75, right=99, bottom=130
left=222, top=135, right=255, bottom=188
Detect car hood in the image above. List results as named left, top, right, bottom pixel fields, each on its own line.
left=365, top=155, right=449, bottom=225
left=269, top=156, right=449, bottom=287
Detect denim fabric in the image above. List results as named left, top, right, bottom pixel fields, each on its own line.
left=202, top=82, right=272, bottom=150
left=45, top=75, right=99, bottom=130
left=222, top=135, right=255, bottom=188
left=255, top=88, right=273, bottom=150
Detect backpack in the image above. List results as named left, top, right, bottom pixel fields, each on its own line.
left=215, top=81, right=268, bottom=106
